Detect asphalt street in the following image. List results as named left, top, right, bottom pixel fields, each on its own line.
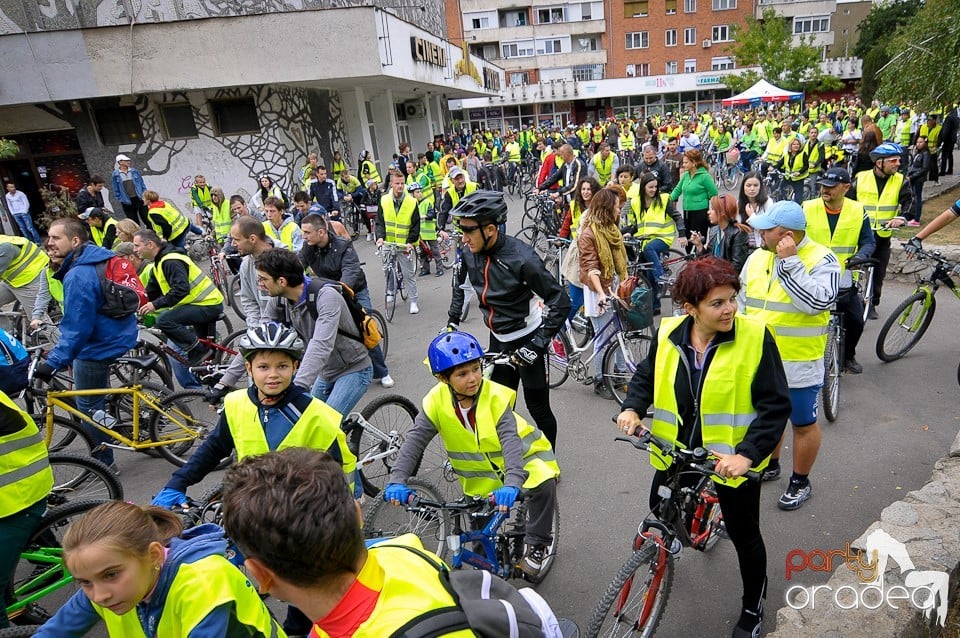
left=104, top=192, right=960, bottom=637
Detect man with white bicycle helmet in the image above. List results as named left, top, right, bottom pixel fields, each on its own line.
left=447, top=191, right=570, bottom=452
left=151, top=321, right=356, bottom=635
left=385, top=331, right=560, bottom=581
left=849, top=141, right=912, bottom=317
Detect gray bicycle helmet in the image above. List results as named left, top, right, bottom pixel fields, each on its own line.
left=869, top=142, right=903, bottom=162
left=450, top=190, right=508, bottom=226
left=238, top=322, right=304, bottom=361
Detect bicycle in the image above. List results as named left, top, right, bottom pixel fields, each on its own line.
left=379, top=243, right=410, bottom=322
left=517, top=193, right=563, bottom=258
left=876, top=248, right=960, bottom=362
left=585, top=431, right=759, bottom=638
left=46, top=453, right=124, bottom=506
left=362, top=480, right=560, bottom=584
left=340, top=198, right=365, bottom=240
left=623, top=236, right=692, bottom=304
left=504, top=160, right=525, bottom=197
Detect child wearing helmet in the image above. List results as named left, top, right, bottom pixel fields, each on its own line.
left=384, top=331, right=560, bottom=581
left=408, top=181, right=445, bottom=277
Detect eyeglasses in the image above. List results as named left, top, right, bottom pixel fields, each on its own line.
left=256, top=276, right=272, bottom=284
left=457, top=224, right=482, bottom=233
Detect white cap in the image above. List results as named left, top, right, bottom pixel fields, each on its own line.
left=115, top=154, right=131, bottom=162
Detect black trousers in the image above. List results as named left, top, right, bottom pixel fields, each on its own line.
left=121, top=197, right=146, bottom=225
left=837, top=287, right=865, bottom=360
left=488, top=333, right=559, bottom=449
left=683, top=208, right=709, bottom=242
left=871, top=234, right=891, bottom=306
left=155, top=303, right=223, bottom=351
left=940, top=145, right=955, bottom=175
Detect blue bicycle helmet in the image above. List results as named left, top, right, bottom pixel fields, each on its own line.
left=428, top=331, right=484, bottom=375
left=869, top=142, right=903, bottom=162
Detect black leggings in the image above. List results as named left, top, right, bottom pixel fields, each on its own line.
left=683, top=208, right=709, bottom=243
left=488, top=334, right=559, bottom=449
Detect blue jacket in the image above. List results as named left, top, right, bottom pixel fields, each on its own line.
left=111, top=168, right=147, bottom=205
left=46, top=244, right=138, bottom=370
left=34, top=524, right=253, bottom=638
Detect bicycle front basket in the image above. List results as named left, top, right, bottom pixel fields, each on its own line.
left=615, top=281, right=654, bottom=331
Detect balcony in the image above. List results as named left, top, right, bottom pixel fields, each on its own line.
left=820, top=56, right=862, bottom=80
left=493, top=49, right=607, bottom=71
left=755, top=0, right=835, bottom=19
left=464, top=18, right=606, bottom=45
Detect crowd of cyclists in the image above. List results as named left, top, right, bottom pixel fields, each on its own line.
left=2, top=91, right=960, bottom=638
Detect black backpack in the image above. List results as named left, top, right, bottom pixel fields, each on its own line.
left=96, top=256, right=147, bottom=319
left=303, top=278, right=382, bottom=350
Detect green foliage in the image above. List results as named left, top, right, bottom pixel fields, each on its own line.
left=729, top=8, right=842, bottom=93
left=0, top=138, right=18, bottom=159
left=877, top=0, right=960, bottom=110
left=853, top=0, right=921, bottom=59
left=723, top=70, right=763, bottom=95
left=38, top=184, right=77, bottom=232
left=859, top=47, right=889, bottom=103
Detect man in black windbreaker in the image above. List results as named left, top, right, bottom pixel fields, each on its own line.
left=447, top=191, right=570, bottom=448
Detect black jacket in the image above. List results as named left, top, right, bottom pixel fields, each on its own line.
left=621, top=316, right=790, bottom=466
left=907, top=149, right=931, bottom=184
left=145, top=244, right=193, bottom=309
left=539, top=157, right=587, bottom=201
left=698, top=224, right=750, bottom=273
left=299, top=234, right=367, bottom=293
left=309, top=179, right=340, bottom=212
left=450, top=233, right=570, bottom=351
left=638, top=159, right=674, bottom=193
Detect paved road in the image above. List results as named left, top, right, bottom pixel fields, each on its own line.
left=107, top=193, right=959, bottom=636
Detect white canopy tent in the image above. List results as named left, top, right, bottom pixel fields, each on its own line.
left=722, top=79, right=803, bottom=107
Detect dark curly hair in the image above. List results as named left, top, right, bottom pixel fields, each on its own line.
left=671, top=256, right=740, bottom=307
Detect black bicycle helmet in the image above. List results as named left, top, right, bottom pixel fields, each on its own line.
left=450, top=190, right=508, bottom=226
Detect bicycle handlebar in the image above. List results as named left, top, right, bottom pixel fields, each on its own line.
left=845, top=257, right=880, bottom=269
left=614, top=431, right=760, bottom=483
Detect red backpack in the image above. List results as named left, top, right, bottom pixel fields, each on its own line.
left=96, top=256, right=148, bottom=318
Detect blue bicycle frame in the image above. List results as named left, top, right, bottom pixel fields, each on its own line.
left=448, top=508, right=514, bottom=579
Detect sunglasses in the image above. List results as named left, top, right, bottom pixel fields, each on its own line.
left=457, top=223, right=483, bottom=233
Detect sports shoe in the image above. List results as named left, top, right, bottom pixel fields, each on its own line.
left=594, top=381, right=614, bottom=400
left=435, top=267, right=445, bottom=277
left=380, top=374, right=395, bottom=388
left=366, top=233, right=374, bottom=241
left=731, top=613, right=763, bottom=638
left=386, top=294, right=395, bottom=303
left=517, top=544, right=547, bottom=581
left=419, top=269, right=431, bottom=277
left=844, top=357, right=863, bottom=374
left=410, top=301, right=420, bottom=314
left=906, top=220, right=921, bottom=227
left=867, top=307, right=879, bottom=320
left=778, top=480, right=812, bottom=511
left=760, top=464, right=781, bottom=482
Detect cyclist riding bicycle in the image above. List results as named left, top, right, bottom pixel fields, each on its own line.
left=385, top=331, right=560, bottom=581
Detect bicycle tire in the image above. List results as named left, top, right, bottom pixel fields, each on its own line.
left=228, top=275, right=242, bottom=314
left=859, top=267, right=875, bottom=324
left=149, top=390, right=231, bottom=469
left=657, top=249, right=688, bottom=300
left=384, top=267, right=398, bottom=322
left=437, top=236, right=455, bottom=268
left=197, top=482, right=226, bottom=526
left=42, top=415, right=96, bottom=456
left=47, top=453, right=124, bottom=506
left=697, top=483, right=724, bottom=553
left=603, top=332, right=653, bottom=404
left=821, top=323, right=841, bottom=422
left=516, top=225, right=549, bottom=259
left=546, top=330, right=571, bottom=389
left=362, top=478, right=449, bottom=559
left=398, top=264, right=409, bottom=301
left=212, top=313, right=234, bottom=341
left=585, top=541, right=674, bottom=638
left=875, top=291, right=935, bottom=362
left=0, top=626, right=42, bottom=637
left=723, top=165, right=740, bottom=191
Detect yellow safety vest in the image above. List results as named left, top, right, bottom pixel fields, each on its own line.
left=765, top=137, right=788, bottom=164
left=139, top=263, right=154, bottom=289
left=147, top=202, right=189, bottom=241
left=592, top=127, right=604, bottom=143
left=223, top=390, right=356, bottom=493
left=380, top=194, right=418, bottom=246
left=630, top=194, right=676, bottom=245
left=418, top=199, right=437, bottom=242
left=262, top=220, right=298, bottom=251
left=312, top=535, right=474, bottom=638
left=855, top=170, right=904, bottom=238
left=153, top=252, right=224, bottom=307
left=361, top=160, right=381, bottom=185
left=569, top=201, right=584, bottom=240
left=210, top=200, right=232, bottom=243
left=90, top=217, right=119, bottom=249
left=782, top=151, right=808, bottom=181
left=447, top=182, right=478, bottom=210
left=593, top=154, right=615, bottom=185
left=803, top=198, right=865, bottom=270
left=505, top=142, right=521, bottom=163
left=332, top=159, right=347, bottom=178
left=0, top=392, right=53, bottom=518
left=95, top=553, right=282, bottom=638
left=619, top=132, right=635, bottom=151
left=649, top=315, right=768, bottom=487
left=0, top=236, right=47, bottom=287
left=804, top=142, right=823, bottom=174
left=421, top=380, right=560, bottom=497
left=45, top=267, right=63, bottom=304
left=743, top=240, right=833, bottom=362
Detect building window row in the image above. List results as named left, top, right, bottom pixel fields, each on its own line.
left=93, top=98, right=260, bottom=145
left=793, top=16, right=830, bottom=34
left=625, top=0, right=733, bottom=17
left=626, top=26, right=730, bottom=49
left=625, top=31, right=649, bottom=49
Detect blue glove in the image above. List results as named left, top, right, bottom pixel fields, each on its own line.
left=384, top=482, right=413, bottom=505
left=492, top=486, right=520, bottom=509
left=151, top=488, right=188, bottom=508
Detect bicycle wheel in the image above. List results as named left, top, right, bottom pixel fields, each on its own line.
left=126, top=339, right=174, bottom=385
left=585, top=541, right=675, bottom=638
left=516, top=226, right=549, bottom=259
left=821, top=323, right=841, bottom=422
left=602, top=332, right=653, bottom=405
left=570, top=311, right=594, bottom=348
left=368, top=308, right=389, bottom=359
left=856, top=266, right=875, bottom=324
left=657, top=249, right=688, bottom=300
left=197, top=483, right=226, bottom=526
left=697, top=483, right=724, bottom=553
left=384, top=268, right=398, bottom=322
left=212, top=313, right=234, bottom=341
left=42, top=416, right=96, bottom=456
left=47, top=453, right=123, bottom=506
left=513, top=496, right=560, bottom=582
left=875, top=291, right=935, bottom=362
left=214, top=328, right=247, bottom=365
left=546, top=330, right=571, bottom=389
left=437, top=236, right=455, bottom=268
left=228, top=276, right=242, bottom=314
left=149, top=390, right=231, bottom=469
left=398, top=264, right=409, bottom=301
left=362, top=478, right=448, bottom=558
left=723, top=165, right=740, bottom=191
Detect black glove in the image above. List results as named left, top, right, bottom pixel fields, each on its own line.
left=904, top=236, right=922, bottom=256
left=204, top=385, right=230, bottom=405
left=33, top=362, right=56, bottom=383
left=511, top=345, right=540, bottom=368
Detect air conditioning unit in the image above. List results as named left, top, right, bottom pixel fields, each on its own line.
left=702, top=39, right=712, bottom=48
left=404, top=102, right=426, bottom=119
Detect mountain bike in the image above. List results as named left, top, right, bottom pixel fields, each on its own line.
left=624, top=236, right=692, bottom=304
left=46, top=453, right=124, bottom=506
left=586, top=432, right=759, bottom=638
left=380, top=244, right=409, bottom=322
left=876, top=249, right=960, bottom=362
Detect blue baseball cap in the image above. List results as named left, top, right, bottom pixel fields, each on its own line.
left=748, top=200, right=807, bottom=231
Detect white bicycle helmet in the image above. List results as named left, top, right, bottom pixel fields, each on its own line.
left=238, top=322, right=304, bottom=361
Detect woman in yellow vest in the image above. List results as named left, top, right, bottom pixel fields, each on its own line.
left=616, top=257, right=790, bottom=638
left=142, top=190, right=191, bottom=249
left=34, top=500, right=282, bottom=637
left=358, top=149, right=381, bottom=188
left=778, top=137, right=809, bottom=205
left=625, top=173, right=686, bottom=311
left=207, top=187, right=233, bottom=244
left=0, top=391, right=53, bottom=629
left=385, top=331, right=560, bottom=582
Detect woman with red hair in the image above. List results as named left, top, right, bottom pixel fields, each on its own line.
left=668, top=149, right=718, bottom=243
left=690, top=194, right=750, bottom=273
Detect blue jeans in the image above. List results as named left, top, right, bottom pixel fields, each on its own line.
left=13, top=213, right=40, bottom=244
left=311, top=364, right=373, bottom=416
left=910, top=181, right=924, bottom=222
left=567, top=283, right=584, bottom=322
left=73, top=358, right=115, bottom=465
left=642, top=238, right=668, bottom=308
left=166, top=340, right=202, bottom=390
left=354, top=289, right=389, bottom=378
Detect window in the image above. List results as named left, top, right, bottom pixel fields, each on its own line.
left=509, top=72, right=529, bottom=86
left=503, top=10, right=528, bottom=26
left=538, top=39, right=563, bottom=54
left=665, top=61, right=678, bottom=74
left=470, top=16, right=489, bottom=29
left=92, top=105, right=143, bottom=145
left=711, top=56, right=734, bottom=70
left=684, top=59, right=697, bottom=73
left=626, top=63, right=650, bottom=76
left=581, top=2, right=593, bottom=19
left=684, top=0, right=696, bottom=12
left=573, top=64, right=605, bottom=81
left=502, top=42, right=534, bottom=58
left=537, top=7, right=565, bottom=23
left=684, top=27, right=696, bottom=45
left=624, top=1, right=648, bottom=17
left=712, top=25, right=731, bottom=41
left=666, top=0, right=677, bottom=14
left=793, top=16, right=830, bottom=34
left=665, top=29, right=677, bottom=46
left=209, top=98, right=260, bottom=135
left=159, top=104, right=197, bottom=140
left=625, top=31, right=649, bottom=49
left=577, top=37, right=599, bottom=52
left=712, top=0, right=736, bottom=9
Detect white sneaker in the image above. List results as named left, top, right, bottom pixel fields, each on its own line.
left=381, top=374, right=395, bottom=388
left=410, top=301, right=420, bottom=314
left=366, top=232, right=374, bottom=241
left=386, top=294, right=395, bottom=303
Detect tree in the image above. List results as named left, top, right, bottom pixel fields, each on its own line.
left=0, top=139, right=17, bottom=159
left=726, top=8, right=843, bottom=94
left=877, top=0, right=960, bottom=109
left=853, top=0, right=921, bottom=59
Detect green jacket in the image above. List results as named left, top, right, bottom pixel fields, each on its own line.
left=669, top=167, right=718, bottom=211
